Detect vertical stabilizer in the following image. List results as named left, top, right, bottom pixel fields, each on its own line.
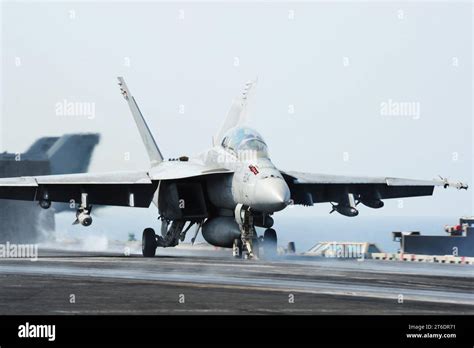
left=118, top=77, right=164, bottom=166
left=213, top=79, right=258, bottom=146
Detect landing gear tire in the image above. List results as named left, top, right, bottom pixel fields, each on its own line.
left=142, top=228, right=157, bottom=257
left=263, top=228, right=278, bottom=258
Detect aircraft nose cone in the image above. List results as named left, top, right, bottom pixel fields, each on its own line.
left=253, top=178, right=291, bottom=212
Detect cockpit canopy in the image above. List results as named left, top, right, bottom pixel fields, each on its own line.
left=221, top=127, right=269, bottom=158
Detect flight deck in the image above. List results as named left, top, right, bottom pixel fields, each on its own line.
left=0, top=247, right=472, bottom=315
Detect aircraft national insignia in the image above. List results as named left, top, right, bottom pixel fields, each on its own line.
left=249, top=165, right=259, bottom=175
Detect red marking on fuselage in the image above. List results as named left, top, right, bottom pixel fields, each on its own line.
left=249, top=165, right=259, bottom=175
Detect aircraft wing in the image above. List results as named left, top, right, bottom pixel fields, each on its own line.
left=0, top=162, right=233, bottom=208
left=281, top=171, right=468, bottom=206
left=0, top=171, right=158, bottom=207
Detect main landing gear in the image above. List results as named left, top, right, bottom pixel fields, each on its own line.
left=142, top=228, right=157, bottom=257
left=141, top=219, right=197, bottom=257
left=263, top=228, right=278, bottom=258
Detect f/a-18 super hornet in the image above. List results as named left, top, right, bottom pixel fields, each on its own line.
left=0, top=77, right=468, bottom=259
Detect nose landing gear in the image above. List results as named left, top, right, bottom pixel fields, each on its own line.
left=234, top=204, right=278, bottom=260
left=232, top=238, right=242, bottom=258
left=234, top=204, right=258, bottom=259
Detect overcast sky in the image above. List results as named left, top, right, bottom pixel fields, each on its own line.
left=1, top=1, right=472, bottom=219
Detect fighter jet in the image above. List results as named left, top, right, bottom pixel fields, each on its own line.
left=0, top=77, right=468, bottom=259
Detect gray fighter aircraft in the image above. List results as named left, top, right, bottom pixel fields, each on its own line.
left=0, top=78, right=468, bottom=258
